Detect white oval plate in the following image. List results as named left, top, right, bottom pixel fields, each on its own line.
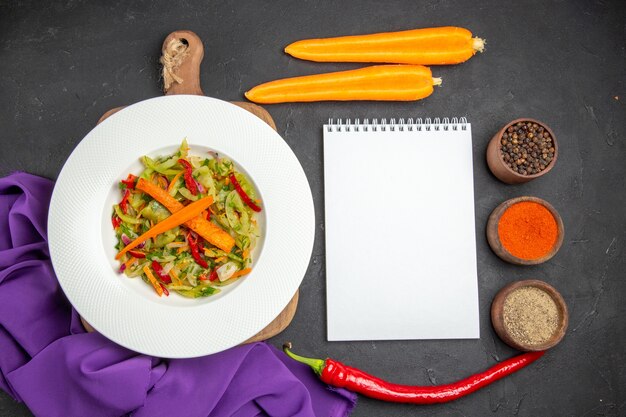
left=48, top=95, right=314, bottom=358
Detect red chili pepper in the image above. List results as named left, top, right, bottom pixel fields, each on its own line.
left=112, top=216, right=122, bottom=229
left=119, top=189, right=131, bottom=214
left=206, top=211, right=211, bottom=221
left=121, top=174, right=137, bottom=189
left=209, top=268, right=219, bottom=282
left=178, top=159, right=198, bottom=195
left=187, top=233, right=208, bottom=268
left=283, top=344, right=544, bottom=404
left=229, top=173, right=261, bottom=212
left=159, top=283, right=170, bottom=296
left=127, top=250, right=146, bottom=259
left=151, top=260, right=172, bottom=284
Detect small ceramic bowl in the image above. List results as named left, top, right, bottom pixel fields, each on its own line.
left=491, top=279, right=568, bottom=351
left=486, top=118, right=558, bottom=184
left=486, top=196, right=564, bottom=265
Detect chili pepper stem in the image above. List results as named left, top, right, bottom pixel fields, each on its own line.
left=283, top=343, right=325, bottom=376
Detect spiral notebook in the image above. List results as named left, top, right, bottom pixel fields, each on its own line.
left=324, top=117, right=479, bottom=341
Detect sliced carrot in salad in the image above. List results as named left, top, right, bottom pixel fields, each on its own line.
left=143, top=265, right=164, bottom=297
left=116, top=196, right=214, bottom=260
left=230, top=268, right=252, bottom=279
left=136, top=178, right=235, bottom=252
left=169, top=269, right=183, bottom=286
left=124, top=257, right=137, bottom=271
left=168, top=171, right=184, bottom=193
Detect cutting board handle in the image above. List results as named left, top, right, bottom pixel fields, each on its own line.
left=162, top=30, right=204, bottom=96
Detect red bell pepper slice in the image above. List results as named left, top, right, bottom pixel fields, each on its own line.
left=178, top=159, right=198, bottom=196
left=112, top=216, right=122, bottom=229
left=120, top=174, right=137, bottom=190
left=151, top=260, right=172, bottom=284
left=209, top=268, right=219, bottom=282
left=229, top=174, right=261, bottom=212
left=119, top=189, right=131, bottom=214
left=187, top=233, right=208, bottom=268
left=159, top=283, right=170, bottom=296
left=127, top=250, right=146, bottom=259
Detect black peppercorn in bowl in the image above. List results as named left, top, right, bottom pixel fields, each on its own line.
left=486, top=118, right=558, bottom=184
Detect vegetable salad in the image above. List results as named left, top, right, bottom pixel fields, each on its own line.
left=112, top=139, right=261, bottom=298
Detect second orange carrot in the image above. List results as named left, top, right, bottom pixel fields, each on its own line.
left=244, top=65, right=441, bottom=104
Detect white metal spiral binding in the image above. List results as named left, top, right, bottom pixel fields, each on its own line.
left=326, top=117, right=468, bottom=132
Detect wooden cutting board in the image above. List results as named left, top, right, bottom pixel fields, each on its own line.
left=82, top=30, right=298, bottom=344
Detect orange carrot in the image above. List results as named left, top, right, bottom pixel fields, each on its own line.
left=124, top=257, right=137, bottom=271
left=168, top=171, right=184, bottom=193
left=136, top=178, right=235, bottom=252
left=169, top=269, right=183, bottom=286
left=284, top=27, right=485, bottom=65
left=138, top=179, right=180, bottom=212
left=245, top=65, right=440, bottom=104
left=186, top=217, right=234, bottom=252
left=156, top=175, right=168, bottom=190
left=116, top=195, right=214, bottom=259
left=143, top=265, right=164, bottom=296
left=230, top=268, right=252, bottom=279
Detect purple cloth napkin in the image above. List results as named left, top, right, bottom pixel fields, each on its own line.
left=0, top=172, right=356, bottom=417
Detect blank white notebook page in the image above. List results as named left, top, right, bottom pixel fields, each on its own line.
left=324, top=120, right=479, bottom=341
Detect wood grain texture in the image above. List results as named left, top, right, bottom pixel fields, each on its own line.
left=97, top=107, right=125, bottom=124
left=162, top=30, right=204, bottom=96
left=82, top=30, right=298, bottom=344
left=245, top=290, right=299, bottom=343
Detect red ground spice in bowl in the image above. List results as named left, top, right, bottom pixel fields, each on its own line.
left=498, top=201, right=557, bottom=260
left=486, top=197, right=564, bottom=265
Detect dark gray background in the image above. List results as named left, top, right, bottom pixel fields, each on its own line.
left=1, top=0, right=624, bottom=416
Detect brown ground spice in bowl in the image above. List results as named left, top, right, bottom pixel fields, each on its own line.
left=503, top=286, right=559, bottom=346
